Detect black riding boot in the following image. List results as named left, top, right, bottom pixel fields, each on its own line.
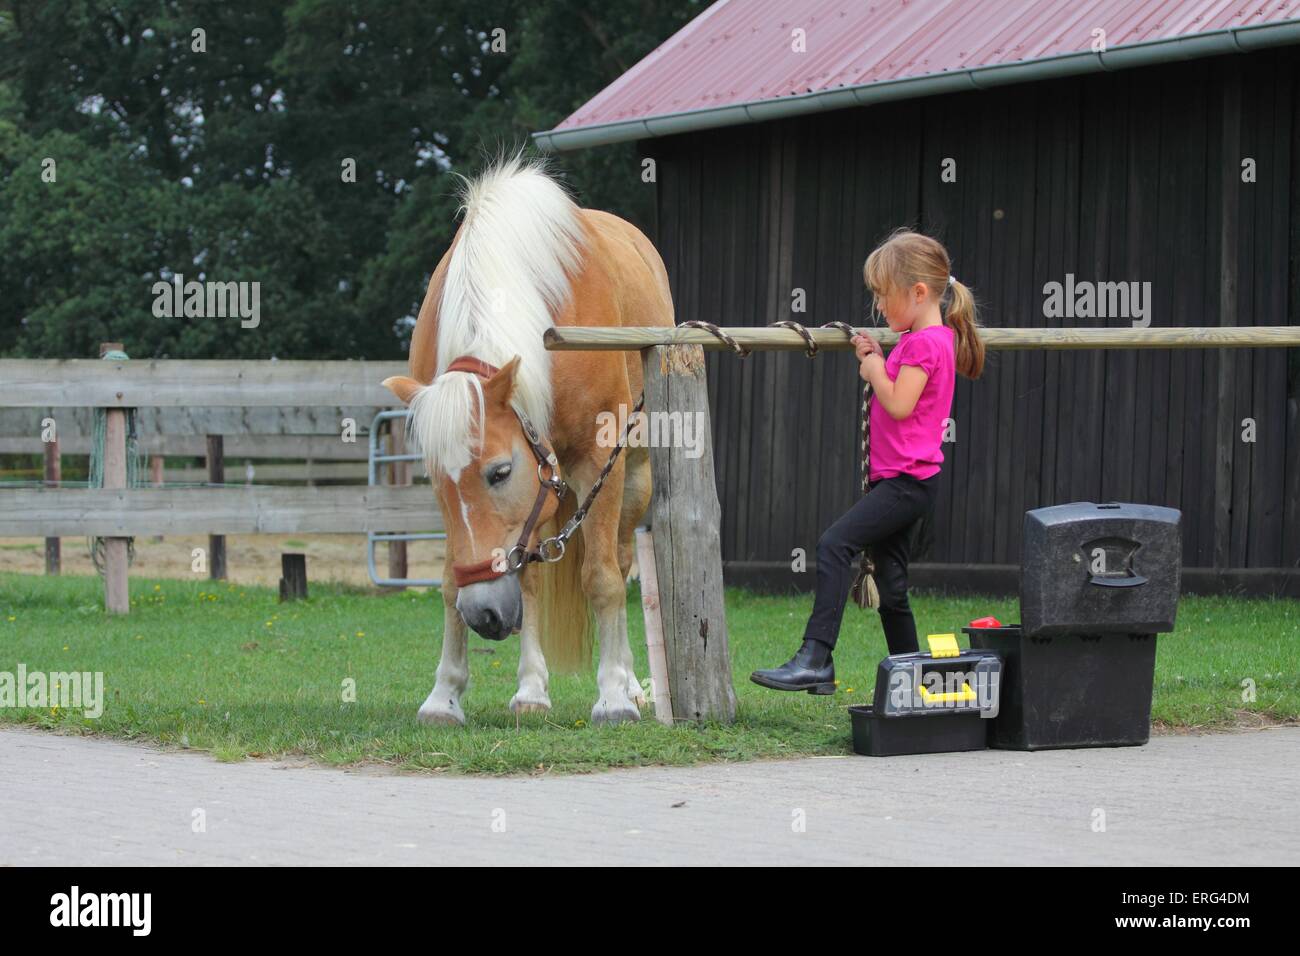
left=749, top=638, right=836, bottom=695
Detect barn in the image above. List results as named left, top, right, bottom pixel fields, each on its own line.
left=535, top=0, right=1300, bottom=595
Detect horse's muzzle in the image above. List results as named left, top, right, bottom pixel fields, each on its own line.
left=456, top=575, right=523, bottom=641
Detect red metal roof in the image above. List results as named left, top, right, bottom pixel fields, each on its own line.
left=548, top=0, right=1300, bottom=139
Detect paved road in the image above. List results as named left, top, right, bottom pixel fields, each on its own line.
left=2, top=726, right=1295, bottom=865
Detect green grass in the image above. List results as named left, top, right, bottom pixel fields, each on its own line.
left=0, top=571, right=1296, bottom=774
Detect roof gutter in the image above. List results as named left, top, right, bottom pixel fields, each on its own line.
left=533, top=18, right=1300, bottom=152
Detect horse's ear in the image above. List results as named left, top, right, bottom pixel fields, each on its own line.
left=483, top=356, right=522, bottom=404
left=382, top=375, right=423, bottom=406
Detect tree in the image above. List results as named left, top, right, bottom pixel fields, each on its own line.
left=0, top=0, right=700, bottom=358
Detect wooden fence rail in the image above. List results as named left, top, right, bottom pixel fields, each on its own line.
left=544, top=324, right=1300, bottom=352
left=0, top=359, right=406, bottom=407
left=0, top=405, right=387, bottom=438
left=0, top=486, right=438, bottom=537
left=0, top=434, right=372, bottom=459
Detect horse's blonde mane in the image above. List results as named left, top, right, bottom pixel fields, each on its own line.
left=408, top=155, right=585, bottom=478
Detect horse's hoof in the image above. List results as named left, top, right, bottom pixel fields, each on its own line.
left=417, top=697, right=465, bottom=727
left=510, top=692, right=552, bottom=715
left=591, top=698, right=642, bottom=725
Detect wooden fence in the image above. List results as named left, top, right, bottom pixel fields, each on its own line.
left=0, top=352, right=436, bottom=612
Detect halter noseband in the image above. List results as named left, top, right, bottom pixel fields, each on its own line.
left=443, top=356, right=566, bottom=588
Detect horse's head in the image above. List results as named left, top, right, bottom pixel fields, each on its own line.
left=383, top=355, right=563, bottom=641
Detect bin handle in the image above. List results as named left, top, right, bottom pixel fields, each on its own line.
left=1088, top=573, right=1148, bottom=588
left=918, top=682, right=977, bottom=704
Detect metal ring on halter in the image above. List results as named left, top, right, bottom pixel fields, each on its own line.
left=537, top=459, right=566, bottom=496
left=538, top=537, right=566, bottom=562
left=506, top=544, right=529, bottom=572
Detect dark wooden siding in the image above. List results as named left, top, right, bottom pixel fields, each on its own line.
left=648, top=49, right=1300, bottom=586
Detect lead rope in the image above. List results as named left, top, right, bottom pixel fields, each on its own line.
left=849, top=376, right=881, bottom=610
left=675, top=319, right=881, bottom=610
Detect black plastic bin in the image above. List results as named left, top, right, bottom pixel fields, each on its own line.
left=962, top=624, right=1158, bottom=749
left=965, top=501, right=1181, bottom=750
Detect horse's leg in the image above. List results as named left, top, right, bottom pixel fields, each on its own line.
left=576, top=458, right=641, bottom=725
left=417, top=539, right=469, bottom=726
left=510, top=564, right=551, bottom=714
left=618, top=448, right=653, bottom=707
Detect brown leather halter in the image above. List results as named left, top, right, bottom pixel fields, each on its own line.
left=443, top=356, right=567, bottom=588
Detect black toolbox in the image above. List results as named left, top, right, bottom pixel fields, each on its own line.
left=849, top=634, right=1001, bottom=756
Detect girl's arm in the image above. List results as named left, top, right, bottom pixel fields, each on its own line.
left=861, top=354, right=929, bottom=420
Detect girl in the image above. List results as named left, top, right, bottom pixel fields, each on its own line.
left=751, top=229, right=985, bottom=694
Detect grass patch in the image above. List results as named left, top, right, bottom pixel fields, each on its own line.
left=0, top=571, right=1295, bottom=774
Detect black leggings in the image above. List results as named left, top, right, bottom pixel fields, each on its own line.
left=802, top=472, right=939, bottom=655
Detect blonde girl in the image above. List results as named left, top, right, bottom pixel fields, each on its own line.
left=752, top=229, right=985, bottom=694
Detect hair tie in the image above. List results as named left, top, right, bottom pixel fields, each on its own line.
left=948, top=275, right=956, bottom=288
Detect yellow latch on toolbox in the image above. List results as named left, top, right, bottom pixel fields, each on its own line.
left=926, top=633, right=960, bottom=658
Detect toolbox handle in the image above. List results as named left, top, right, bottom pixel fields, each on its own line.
left=918, top=682, right=977, bottom=704
left=1088, top=573, right=1148, bottom=588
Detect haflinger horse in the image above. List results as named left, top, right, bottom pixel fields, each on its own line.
left=382, top=156, right=673, bottom=726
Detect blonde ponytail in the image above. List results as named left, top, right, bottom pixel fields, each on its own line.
left=946, top=277, right=984, bottom=380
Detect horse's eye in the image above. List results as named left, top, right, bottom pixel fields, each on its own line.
left=487, top=464, right=512, bottom=487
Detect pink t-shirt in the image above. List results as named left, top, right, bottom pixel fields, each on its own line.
left=868, top=324, right=955, bottom=482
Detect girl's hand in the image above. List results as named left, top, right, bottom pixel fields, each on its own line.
left=859, top=353, right=881, bottom=383
left=852, top=333, right=882, bottom=362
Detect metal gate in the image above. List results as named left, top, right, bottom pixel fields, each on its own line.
left=366, top=408, right=443, bottom=587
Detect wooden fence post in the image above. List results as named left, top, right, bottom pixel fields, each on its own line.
left=279, top=553, right=308, bottom=602
left=387, top=416, right=409, bottom=587
left=634, top=527, right=673, bottom=725
left=43, top=435, right=60, bottom=575
left=206, top=435, right=226, bottom=579
left=99, top=343, right=129, bottom=614
left=640, top=344, right=736, bottom=723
